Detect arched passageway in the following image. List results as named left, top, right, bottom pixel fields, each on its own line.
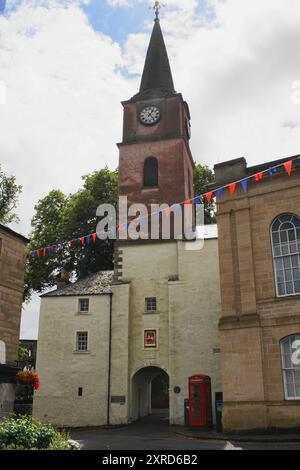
left=131, top=367, right=169, bottom=422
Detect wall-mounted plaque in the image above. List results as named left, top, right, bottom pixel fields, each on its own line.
left=111, top=396, right=126, bottom=405
left=144, top=329, right=157, bottom=348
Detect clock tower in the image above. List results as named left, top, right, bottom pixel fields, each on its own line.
left=118, top=14, right=194, bottom=212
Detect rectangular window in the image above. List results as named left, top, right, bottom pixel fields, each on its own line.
left=145, top=297, right=157, bottom=312
left=79, top=298, right=89, bottom=313
left=76, top=332, right=88, bottom=352
left=78, top=387, right=83, bottom=397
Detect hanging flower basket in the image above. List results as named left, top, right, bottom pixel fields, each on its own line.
left=16, top=371, right=41, bottom=390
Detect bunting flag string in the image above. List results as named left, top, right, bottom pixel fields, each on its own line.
left=27, top=156, right=300, bottom=258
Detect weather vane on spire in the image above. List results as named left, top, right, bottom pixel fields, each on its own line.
left=151, top=1, right=165, bottom=21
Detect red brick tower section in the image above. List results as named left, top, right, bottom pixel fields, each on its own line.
left=117, top=17, right=194, bottom=212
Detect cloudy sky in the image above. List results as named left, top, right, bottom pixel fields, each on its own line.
left=1, top=0, right=300, bottom=338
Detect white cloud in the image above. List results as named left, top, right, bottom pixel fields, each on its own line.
left=0, top=1, right=137, bottom=340
left=2, top=0, right=300, bottom=337
left=123, top=0, right=300, bottom=165
left=0, top=0, right=136, bottom=239
left=20, top=294, right=40, bottom=340
left=106, top=0, right=148, bottom=6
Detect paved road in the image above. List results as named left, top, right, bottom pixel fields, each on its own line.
left=71, top=410, right=300, bottom=451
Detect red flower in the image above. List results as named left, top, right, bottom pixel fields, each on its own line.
left=16, top=371, right=41, bottom=390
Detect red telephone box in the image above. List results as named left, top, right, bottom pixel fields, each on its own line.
left=188, top=375, right=213, bottom=428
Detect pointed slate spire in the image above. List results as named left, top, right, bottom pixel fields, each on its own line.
left=133, top=16, right=176, bottom=100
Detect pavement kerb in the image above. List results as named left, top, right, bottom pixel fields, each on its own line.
left=173, top=429, right=300, bottom=444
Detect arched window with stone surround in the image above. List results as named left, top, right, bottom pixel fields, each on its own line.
left=271, top=214, right=300, bottom=297
left=0, top=340, right=6, bottom=364
left=281, top=335, right=300, bottom=400
left=144, top=157, right=158, bottom=188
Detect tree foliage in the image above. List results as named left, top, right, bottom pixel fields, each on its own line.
left=193, top=164, right=216, bottom=224
left=24, top=168, right=118, bottom=301
left=25, top=164, right=215, bottom=301
left=0, top=164, right=22, bottom=224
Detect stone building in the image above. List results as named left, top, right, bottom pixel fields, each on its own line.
left=0, top=223, right=28, bottom=420
left=110, top=228, right=221, bottom=426
left=33, top=16, right=222, bottom=428
left=213, top=156, right=300, bottom=432
left=33, top=232, right=222, bottom=428
left=33, top=272, right=113, bottom=427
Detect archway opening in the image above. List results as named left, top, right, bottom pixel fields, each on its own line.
left=131, top=366, right=169, bottom=423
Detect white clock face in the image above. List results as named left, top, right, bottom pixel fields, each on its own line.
left=139, top=106, right=161, bottom=125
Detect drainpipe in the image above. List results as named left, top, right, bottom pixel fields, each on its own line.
left=107, top=292, right=113, bottom=426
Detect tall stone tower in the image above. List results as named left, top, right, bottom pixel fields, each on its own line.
left=118, top=16, right=194, bottom=211
left=32, top=8, right=222, bottom=431
left=109, top=11, right=221, bottom=429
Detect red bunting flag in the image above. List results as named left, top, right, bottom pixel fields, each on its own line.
left=284, top=160, right=293, bottom=176
left=229, top=182, right=236, bottom=194
left=26, top=157, right=300, bottom=258
left=205, top=192, right=213, bottom=204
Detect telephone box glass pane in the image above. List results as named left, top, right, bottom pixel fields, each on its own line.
left=191, top=384, right=201, bottom=422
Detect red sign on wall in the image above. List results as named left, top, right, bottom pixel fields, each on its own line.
left=144, top=330, right=157, bottom=348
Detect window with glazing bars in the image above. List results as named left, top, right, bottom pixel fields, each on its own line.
left=79, top=298, right=89, bottom=312
left=76, top=332, right=88, bottom=352
left=271, top=214, right=300, bottom=297
left=145, top=297, right=157, bottom=312
left=281, top=335, right=300, bottom=400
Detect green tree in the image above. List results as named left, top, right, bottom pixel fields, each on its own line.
left=24, top=168, right=118, bottom=301
left=24, top=190, right=67, bottom=300
left=18, top=344, right=30, bottom=363
left=193, top=164, right=216, bottom=224
left=0, top=164, right=22, bottom=224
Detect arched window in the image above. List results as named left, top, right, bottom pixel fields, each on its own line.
left=144, top=157, right=158, bottom=188
left=0, top=340, right=6, bottom=364
left=271, top=214, right=300, bottom=297
left=281, top=335, right=300, bottom=400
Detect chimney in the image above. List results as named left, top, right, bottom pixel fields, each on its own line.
left=56, top=270, right=70, bottom=290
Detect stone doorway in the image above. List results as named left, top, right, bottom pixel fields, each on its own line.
left=131, top=366, right=169, bottom=423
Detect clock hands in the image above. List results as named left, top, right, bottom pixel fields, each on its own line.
left=140, top=106, right=160, bottom=125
